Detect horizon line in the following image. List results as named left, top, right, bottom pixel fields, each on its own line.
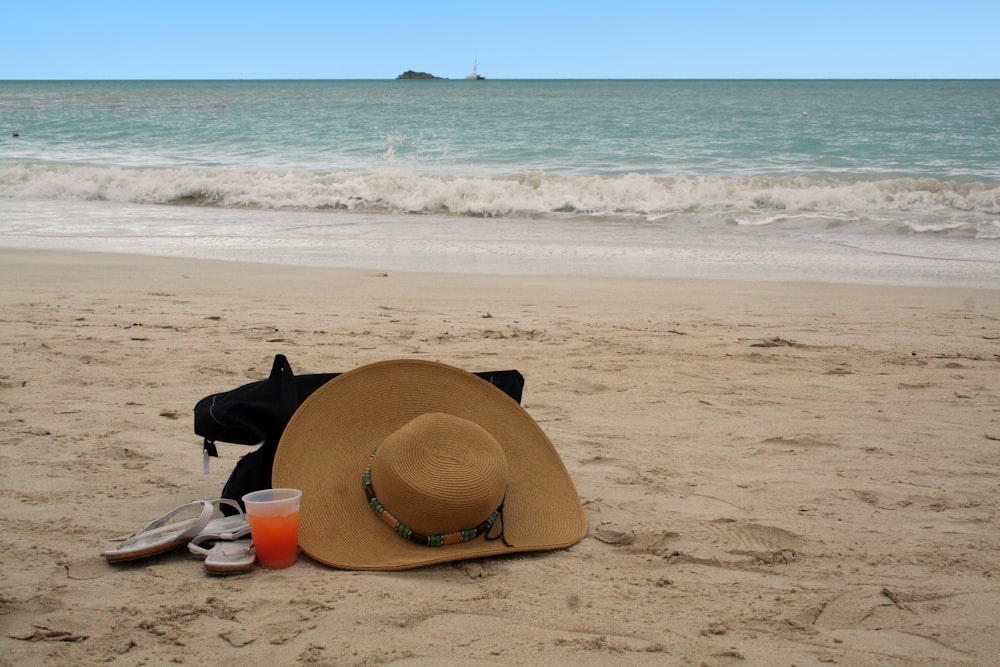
left=3, top=76, right=998, bottom=82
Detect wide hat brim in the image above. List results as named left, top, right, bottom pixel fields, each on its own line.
left=272, top=359, right=588, bottom=570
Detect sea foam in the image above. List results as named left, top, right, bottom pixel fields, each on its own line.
left=2, top=163, right=997, bottom=238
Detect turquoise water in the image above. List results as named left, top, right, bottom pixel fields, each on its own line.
left=4, top=79, right=1000, bottom=177
left=1, top=80, right=998, bottom=284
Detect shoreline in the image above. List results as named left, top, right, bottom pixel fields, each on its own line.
left=2, top=199, right=998, bottom=290
left=2, top=248, right=999, bottom=665
left=3, top=230, right=998, bottom=291
left=5, top=246, right=1000, bottom=307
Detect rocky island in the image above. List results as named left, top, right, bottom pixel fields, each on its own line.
left=396, top=70, right=443, bottom=80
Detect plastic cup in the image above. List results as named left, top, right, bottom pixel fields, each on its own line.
left=242, top=488, right=302, bottom=569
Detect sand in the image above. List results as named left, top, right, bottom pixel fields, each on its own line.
left=1, top=248, right=999, bottom=666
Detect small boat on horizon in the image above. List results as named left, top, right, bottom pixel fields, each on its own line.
left=465, top=60, right=485, bottom=80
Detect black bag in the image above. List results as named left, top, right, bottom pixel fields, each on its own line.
left=194, top=354, right=525, bottom=512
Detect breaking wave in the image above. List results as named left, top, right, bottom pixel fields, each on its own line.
left=2, top=162, right=998, bottom=237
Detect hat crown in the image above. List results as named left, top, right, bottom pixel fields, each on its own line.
left=369, top=413, right=509, bottom=536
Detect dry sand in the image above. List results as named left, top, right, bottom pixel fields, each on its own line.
left=1, top=248, right=999, bottom=665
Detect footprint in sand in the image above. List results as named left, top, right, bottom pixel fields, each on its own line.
left=571, top=381, right=611, bottom=395
left=629, top=520, right=805, bottom=566
left=102, top=446, right=154, bottom=470
left=812, top=586, right=974, bottom=662
left=697, top=519, right=804, bottom=560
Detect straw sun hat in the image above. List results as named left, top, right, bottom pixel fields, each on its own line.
left=272, top=359, right=587, bottom=570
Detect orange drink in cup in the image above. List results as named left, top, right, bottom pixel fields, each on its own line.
left=242, top=488, right=302, bottom=569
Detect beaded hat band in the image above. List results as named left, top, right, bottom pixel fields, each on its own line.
left=363, top=450, right=503, bottom=547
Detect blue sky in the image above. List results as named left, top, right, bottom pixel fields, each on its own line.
left=4, top=1, right=998, bottom=79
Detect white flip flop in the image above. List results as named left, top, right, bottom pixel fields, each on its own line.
left=189, top=539, right=256, bottom=574
left=102, top=500, right=216, bottom=563
left=186, top=501, right=254, bottom=574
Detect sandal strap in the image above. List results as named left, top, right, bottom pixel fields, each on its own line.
left=188, top=516, right=251, bottom=549
left=216, top=498, right=245, bottom=518
left=116, top=500, right=214, bottom=548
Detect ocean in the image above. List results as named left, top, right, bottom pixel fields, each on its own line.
left=1, top=79, right=998, bottom=286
